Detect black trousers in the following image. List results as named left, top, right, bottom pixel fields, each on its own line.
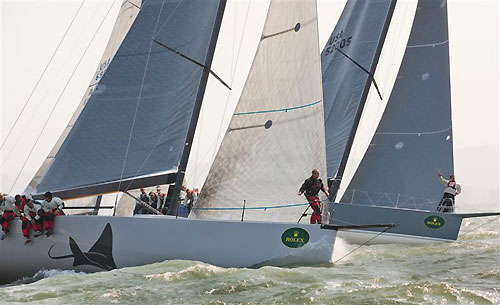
left=436, top=193, right=455, bottom=213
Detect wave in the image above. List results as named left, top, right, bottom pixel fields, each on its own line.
left=145, top=262, right=236, bottom=281
left=2, top=269, right=87, bottom=287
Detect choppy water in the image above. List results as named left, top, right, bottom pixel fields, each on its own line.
left=1, top=217, right=499, bottom=305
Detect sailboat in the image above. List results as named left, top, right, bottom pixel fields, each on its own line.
left=0, top=0, right=344, bottom=284
left=321, top=0, right=499, bottom=244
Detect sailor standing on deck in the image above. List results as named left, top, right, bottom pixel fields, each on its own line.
left=21, top=198, right=43, bottom=244
left=0, top=193, right=21, bottom=240
left=298, top=169, right=329, bottom=224
left=40, top=192, right=65, bottom=236
left=436, top=170, right=461, bottom=213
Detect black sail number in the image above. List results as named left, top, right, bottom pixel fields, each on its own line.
left=324, top=29, right=353, bottom=56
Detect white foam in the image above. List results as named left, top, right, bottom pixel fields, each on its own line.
left=145, top=263, right=230, bottom=281
left=331, top=237, right=353, bottom=263
left=5, top=269, right=87, bottom=287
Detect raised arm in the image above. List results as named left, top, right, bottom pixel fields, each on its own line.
left=437, top=170, right=448, bottom=186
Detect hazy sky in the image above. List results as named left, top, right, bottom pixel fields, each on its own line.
left=1, top=0, right=498, bottom=211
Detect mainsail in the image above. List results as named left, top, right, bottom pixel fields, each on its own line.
left=340, top=0, right=454, bottom=210
left=30, top=0, right=226, bottom=199
left=192, top=0, right=326, bottom=222
left=321, top=0, right=396, bottom=179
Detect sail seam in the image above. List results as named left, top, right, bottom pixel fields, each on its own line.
left=234, top=100, right=322, bottom=116
left=407, top=39, right=449, bottom=48
left=375, top=126, right=451, bottom=135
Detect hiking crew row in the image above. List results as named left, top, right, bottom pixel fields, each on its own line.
left=0, top=192, right=64, bottom=244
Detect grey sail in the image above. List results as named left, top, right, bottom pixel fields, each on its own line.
left=27, top=0, right=142, bottom=196
left=340, top=0, right=454, bottom=211
left=34, top=0, right=225, bottom=197
left=192, top=0, right=327, bottom=222
left=321, top=0, right=395, bottom=179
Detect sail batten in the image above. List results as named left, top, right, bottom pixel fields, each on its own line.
left=192, top=0, right=327, bottom=223
left=321, top=0, right=397, bottom=187
left=31, top=0, right=226, bottom=197
left=340, top=0, right=454, bottom=211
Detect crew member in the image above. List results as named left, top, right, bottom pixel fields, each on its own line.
left=298, top=169, right=329, bottom=224
left=0, top=193, right=21, bottom=240
left=21, top=198, right=43, bottom=244
left=14, top=194, right=24, bottom=212
left=156, top=186, right=166, bottom=210
left=436, top=170, right=461, bottom=213
left=40, top=192, right=65, bottom=236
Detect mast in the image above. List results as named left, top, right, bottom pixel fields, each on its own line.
left=328, top=0, right=397, bottom=202
left=167, top=0, right=227, bottom=215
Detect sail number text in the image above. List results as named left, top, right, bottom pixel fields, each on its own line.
left=324, top=30, right=352, bottom=56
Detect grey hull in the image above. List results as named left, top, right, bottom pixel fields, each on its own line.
left=330, top=203, right=464, bottom=244
left=0, top=215, right=335, bottom=284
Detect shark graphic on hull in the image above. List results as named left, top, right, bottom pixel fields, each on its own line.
left=48, top=223, right=116, bottom=271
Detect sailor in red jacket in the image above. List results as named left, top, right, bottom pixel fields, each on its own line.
left=40, top=192, right=65, bottom=237
left=21, top=198, right=43, bottom=244
left=0, top=194, right=21, bottom=240
left=298, top=169, right=329, bottom=224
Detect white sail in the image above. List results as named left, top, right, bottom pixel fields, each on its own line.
left=26, top=0, right=143, bottom=195
left=192, top=0, right=327, bottom=223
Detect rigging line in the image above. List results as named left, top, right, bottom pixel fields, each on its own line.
left=116, top=0, right=167, bottom=196
left=234, top=100, right=322, bottom=116
left=0, top=0, right=87, bottom=152
left=151, top=0, right=184, bottom=38
left=8, top=0, right=118, bottom=194
left=191, top=0, right=240, bottom=188
left=459, top=216, right=499, bottom=238
left=1, top=0, right=106, bottom=168
left=333, top=227, right=391, bottom=264
left=121, top=107, right=184, bottom=192
left=208, top=0, right=252, bottom=171
left=192, top=202, right=309, bottom=211
left=151, top=39, right=231, bottom=90
left=119, top=0, right=202, bottom=194
left=333, top=47, right=383, bottom=101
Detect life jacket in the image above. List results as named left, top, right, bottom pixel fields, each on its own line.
left=447, top=181, right=456, bottom=190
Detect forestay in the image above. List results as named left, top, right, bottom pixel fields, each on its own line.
left=321, top=0, right=395, bottom=178
left=341, top=0, right=454, bottom=211
left=32, top=0, right=224, bottom=196
left=192, top=0, right=327, bottom=222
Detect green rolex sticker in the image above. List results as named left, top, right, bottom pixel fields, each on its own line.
left=281, top=228, right=310, bottom=248
left=424, top=215, right=445, bottom=229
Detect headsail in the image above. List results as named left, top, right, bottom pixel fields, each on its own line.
left=340, top=0, right=454, bottom=211
left=191, top=0, right=326, bottom=222
left=31, top=0, right=226, bottom=198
